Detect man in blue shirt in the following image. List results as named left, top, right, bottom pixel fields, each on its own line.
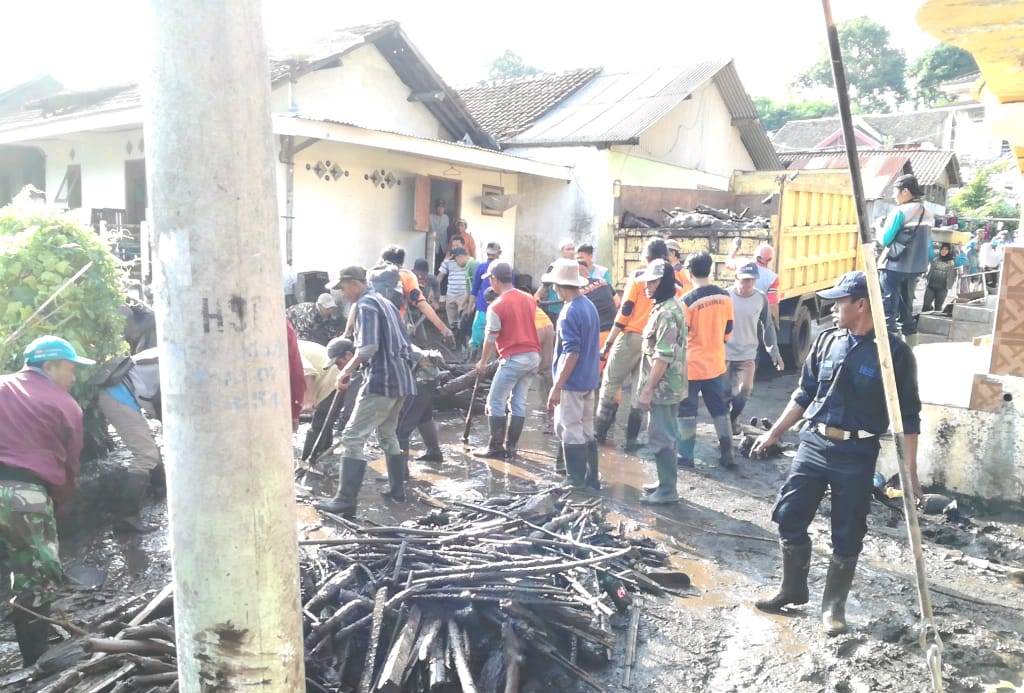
left=544, top=259, right=601, bottom=490
left=469, top=242, right=502, bottom=356
left=750, top=272, right=922, bottom=636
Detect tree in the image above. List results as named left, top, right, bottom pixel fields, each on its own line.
left=754, top=97, right=837, bottom=133
left=797, top=17, right=907, bottom=113
left=949, top=165, right=1020, bottom=230
left=488, top=50, right=539, bottom=81
left=909, top=44, right=978, bottom=107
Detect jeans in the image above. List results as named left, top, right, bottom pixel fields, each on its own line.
left=677, top=373, right=729, bottom=418
left=486, top=351, right=542, bottom=418
left=880, top=270, right=919, bottom=336
left=771, top=429, right=878, bottom=556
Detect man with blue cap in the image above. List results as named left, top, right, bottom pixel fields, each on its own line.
left=750, top=272, right=922, bottom=636
left=0, top=335, right=93, bottom=665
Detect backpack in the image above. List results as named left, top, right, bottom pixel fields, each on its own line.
left=368, top=262, right=406, bottom=313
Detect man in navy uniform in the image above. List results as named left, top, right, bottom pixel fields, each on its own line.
left=751, top=271, right=922, bottom=635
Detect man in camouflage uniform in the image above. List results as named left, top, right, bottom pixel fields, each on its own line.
left=632, top=260, right=688, bottom=505
left=286, top=292, right=346, bottom=346
left=0, top=335, right=94, bottom=665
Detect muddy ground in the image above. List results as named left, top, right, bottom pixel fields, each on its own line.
left=2, top=368, right=1023, bottom=692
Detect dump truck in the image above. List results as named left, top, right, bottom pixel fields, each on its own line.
left=612, top=169, right=862, bottom=368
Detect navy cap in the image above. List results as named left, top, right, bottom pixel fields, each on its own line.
left=736, top=262, right=759, bottom=279
left=817, top=271, right=868, bottom=300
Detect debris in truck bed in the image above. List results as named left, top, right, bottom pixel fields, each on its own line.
left=6, top=489, right=673, bottom=692
left=658, top=204, right=770, bottom=231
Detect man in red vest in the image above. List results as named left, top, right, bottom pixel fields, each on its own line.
left=474, top=260, right=541, bottom=459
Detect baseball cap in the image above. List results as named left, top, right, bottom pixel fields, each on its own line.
left=316, top=293, right=336, bottom=309
left=327, top=265, right=367, bottom=289
left=483, top=260, right=513, bottom=282
left=664, top=238, right=682, bottom=254
left=485, top=241, right=501, bottom=257
left=636, top=258, right=670, bottom=283
left=817, top=271, right=868, bottom=300
left=736, top=262, right=759, bottom=280
left=325, top=336, right=355, bottom=366
left=23, top=335, right=95, bottom=366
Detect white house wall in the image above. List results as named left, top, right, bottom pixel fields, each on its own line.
left=287, top=138, right=518, bottom=275
left=617, top=81, right=755, bottom=179
left=31, top=128, right=145, bottom=225
left=270, top=44, right=449, bottom=141
left=506, top=146, right=615, bottom=278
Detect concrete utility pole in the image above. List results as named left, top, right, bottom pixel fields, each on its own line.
left=141, top=2, right=305, bottom=690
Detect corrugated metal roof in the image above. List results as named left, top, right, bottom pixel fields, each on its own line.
left=779, top=148, right=961, bottom=188
left=0, top=22, right=497, bottom=149
left=502, top=59, right=780, bottom=170
left=507, top=61, right=729, bottom=146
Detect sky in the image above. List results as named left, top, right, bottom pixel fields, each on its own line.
left=0, top=0, right=942, bottom=100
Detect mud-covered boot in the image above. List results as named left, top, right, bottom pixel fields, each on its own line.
left=561, top=443, right=588, bottom=489
left=622, top=408, right=645, bottom=452
left=505, top=415, right=525, bottom=459
left=473, top=416, right=508, bottom=459
left=381, top=453, right=407, bottom=501
left=114, top=469, right=157, bottom=534
left=754, top=542, right=812, bottom=613
left=554, top=446, right=566, bottom=475
left=585, top=440, right=601, bottom=491
left=640, top=449, right=679, bottom=504
left=415, top=421, right=444, bottom=463
left=315, top=457, right=367, bottom=517
left=12, top=594, right=50, bottom=667
left=713, top=416, right=737, bottom=469
left=594, top=403, right=618, bottom=445
left=821, top=554, right=859, bottom=635
left=676, top=416, right=697, bottom=468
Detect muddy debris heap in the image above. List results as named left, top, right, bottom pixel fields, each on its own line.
left=5, top=488, right=682, bottom=692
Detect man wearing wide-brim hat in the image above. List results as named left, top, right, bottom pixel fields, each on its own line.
left=0, top=335, right=94, bottom=665
left=543, top=258, right=601, bottom=489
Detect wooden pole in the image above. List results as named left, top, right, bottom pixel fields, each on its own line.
left=820, top=2, right=943, bottom=691
left=141, top=1, right=305, bottom=690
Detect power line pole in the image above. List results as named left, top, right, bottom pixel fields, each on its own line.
left=141, top=2, right=305, bottom=690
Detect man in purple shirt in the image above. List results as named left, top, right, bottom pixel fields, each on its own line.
left=0, top=335, right=93, bottom=665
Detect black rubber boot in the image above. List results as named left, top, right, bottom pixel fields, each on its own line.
left=821, top=553, right=859, bottom=635
left=640, top=449, right=679, bottom=504
left=585, top=440, right=600, bottom=491
left=754, top=542, right=812, bottom=613
left=12, top=594, right=50, bottom=667
left=315, top=457, right=367, bottom=518
left=713, top=416, right=737, bottom=469
left=148, top=464, right=166, bottom=499
left=381, top=453, right=407, bottom=501
left=415, top=421, right=444, bottom=462
left=594, top=403, right=619, bottom=445
left=505, top=415, right=526, bottom=459
left=114, top=469, right=157, bottom=534
left=473, top=416, right=508, bottom=459
left=622, top=408, right=644, bottom=452
left=554, top=446, right=565, bottom=475
left=562, top=443, right=588, bottom=489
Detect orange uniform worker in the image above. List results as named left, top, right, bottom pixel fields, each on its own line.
left=676, top=251, right=736, bottom=469
left=665, top=239, right=693, bottom=294
left=595, top=239, right=671, bottom=450
left=379, top=245, right=454, bottom=345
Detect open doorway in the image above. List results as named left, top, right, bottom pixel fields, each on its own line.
left=430, top=178, right=461, bottom=270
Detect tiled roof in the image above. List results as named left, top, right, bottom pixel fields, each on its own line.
left=772, top=110, right=952, bottom=151
left=457, top=68, right=601, bottom=142
left=779, top=148, right=961, bottom=189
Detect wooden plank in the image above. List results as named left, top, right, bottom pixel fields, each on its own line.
left=376, top=606, right=422, bottom=693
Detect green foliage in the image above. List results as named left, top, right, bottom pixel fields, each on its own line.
left=0, top=206, right=126, bottom=403
left=797, top=17, right=907, bottom=113
left=949, top=165, right=1020, bottom=230
left=488, top=50, right=540, bottom=81
left=754, top=97, right=837, bottom=133
left=908, top=44, right=978, bottom=107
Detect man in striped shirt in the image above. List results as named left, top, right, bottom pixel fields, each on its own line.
left=316, top=265, right=417, bottom=517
